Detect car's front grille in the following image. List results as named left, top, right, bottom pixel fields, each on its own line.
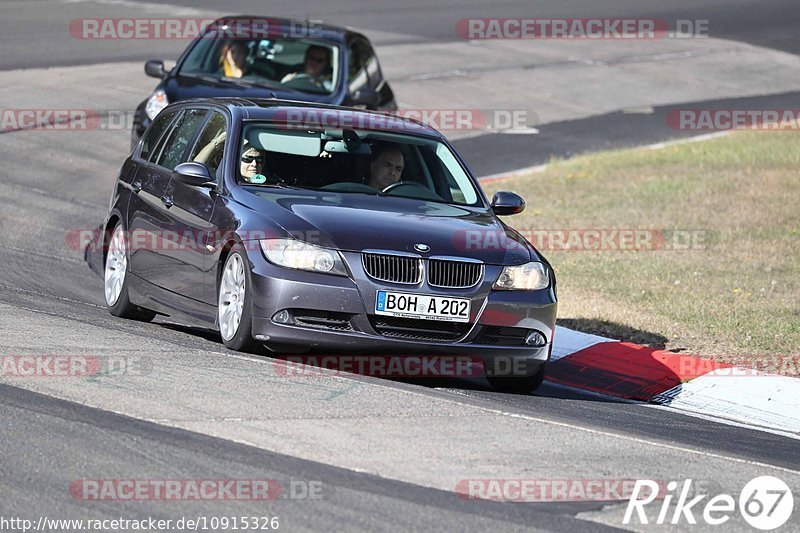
left=362, top=253, right=421, bottom=284
left=369, top=316, right=471, bottom=342
left=474, top=325, right=530, bottom=346
left=361, top=252, right=484, bottom=287
left=291, top=310, right=354, bottom=331
left=428, top=259, right=484, bottom=288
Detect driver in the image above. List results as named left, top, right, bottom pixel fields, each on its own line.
left=281, top=45, right=332, bottom=89
left=367, top=143, right=404, bottom=190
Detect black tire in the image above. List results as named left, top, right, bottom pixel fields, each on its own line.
left=217, top=244, right=260, bottom=353
left=486, top=361, right=547, bottom=393
left=104, top=222, right=156, bottom=322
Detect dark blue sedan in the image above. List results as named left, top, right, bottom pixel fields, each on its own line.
left=132, top=16, right=397, bottom=147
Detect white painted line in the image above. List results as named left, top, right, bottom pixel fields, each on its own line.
left=435, top=389, right=800, bottom=476
left=61, top=0, right=215, bottom=16
left=478, top=130, right=734, bottom=183
left=641, top=403, right=800, bottom=442
left=479, top=163, right=549, bottom=183
left=646, top=130, right=731, bottom=150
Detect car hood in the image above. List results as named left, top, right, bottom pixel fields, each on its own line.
left=234, top=189, right=534, bottom=265
left=163, top=75, right=337, bottom=105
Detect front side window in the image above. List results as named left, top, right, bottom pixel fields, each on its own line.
left=190, top=112, right=228, bottom=178
left=179, top=34, right=340, bottom=95
left=236, top=123, right=481, bottom=207
left=157, top=109, right=208, bottom=171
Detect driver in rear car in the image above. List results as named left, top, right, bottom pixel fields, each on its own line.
left=367, top=143, right=404, bottom=190
left=280, top=45, right=332, bottom=89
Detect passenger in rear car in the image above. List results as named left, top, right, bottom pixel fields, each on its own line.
left=219, top=41, right=248, bottom=78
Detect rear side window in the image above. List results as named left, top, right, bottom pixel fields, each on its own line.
left=157, top=108, right=208, bottom=170
left=347, top=37, right=375, bottom=95
left=140, top=110, right=177, bottom=161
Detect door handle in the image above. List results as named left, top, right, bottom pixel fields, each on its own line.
left=160, top=195, right=173, bottom=208
left=131, top=180, right=142, bottom=193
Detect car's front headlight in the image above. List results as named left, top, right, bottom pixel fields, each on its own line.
left=260, top=239, right=348, bottom=276
left=493, top=261, right=550, bottom=290
left=144, top=89, right=168, bottom=120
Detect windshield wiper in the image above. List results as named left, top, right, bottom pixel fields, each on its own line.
left=178, top=73, right=281, bottom=91
left=178, top=72, right=230, bottom=85
left=220, top=77, right=282, bottom=91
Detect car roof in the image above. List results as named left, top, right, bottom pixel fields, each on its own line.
left=203, top=15, right=359, bottom=43
left=180, top=98, right=445, bottom=139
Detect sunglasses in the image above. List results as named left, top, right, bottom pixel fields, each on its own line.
left=241, top=155, right=263, bottom=164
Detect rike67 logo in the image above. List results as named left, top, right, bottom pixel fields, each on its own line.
left=625, top=476, right=794, bottom=530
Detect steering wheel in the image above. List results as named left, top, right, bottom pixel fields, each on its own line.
left=380, top=181, right=409, bottom=194
left=283, top=72, right=324, bottom=90
left=380, top=181, right=444, bottom=201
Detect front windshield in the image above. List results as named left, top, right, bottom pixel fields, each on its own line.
left=179, top=36, right=340, bottom=95
left=236, top=124, right=483, bottom=207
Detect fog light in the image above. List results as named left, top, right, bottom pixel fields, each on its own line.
left=524, top=330, right=547, bottom=347
left=272, top=310, right=292, bottom=324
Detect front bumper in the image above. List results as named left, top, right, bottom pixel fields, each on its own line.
left=246, top=249, right=557, bottom=371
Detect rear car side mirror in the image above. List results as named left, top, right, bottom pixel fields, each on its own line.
left=350, top=87, right=380, bottom=107
left=173, top=162, right=215, bottom=188
left=144, top=59, right=167, bottom=79
left=490, top=191, right=526, bottom=216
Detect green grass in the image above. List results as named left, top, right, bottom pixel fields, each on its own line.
left=481, top=131, right=800, bottom=370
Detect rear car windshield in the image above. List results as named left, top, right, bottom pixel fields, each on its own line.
left=179, top=36, right=340, bottom=95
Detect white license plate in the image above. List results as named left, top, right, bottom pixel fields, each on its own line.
left=375, top=291, right=471, bottom=322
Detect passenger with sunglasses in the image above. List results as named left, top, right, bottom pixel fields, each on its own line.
left=239, top=143, right=283, bottom=185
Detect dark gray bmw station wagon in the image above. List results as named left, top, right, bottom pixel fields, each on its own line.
left=89, top=98, right=557, bottom=392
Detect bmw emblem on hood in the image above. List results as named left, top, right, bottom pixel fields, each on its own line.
left=414, top=243, right=430, bottom=253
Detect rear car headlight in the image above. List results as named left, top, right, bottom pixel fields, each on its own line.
left=145, top=89, right=168, bottom=120
left=493, top=262, right=550, bottom=290
left=260, top=239, right=348, bottom=276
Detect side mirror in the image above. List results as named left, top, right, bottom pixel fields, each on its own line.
left=144, top=59, right=167, bottom=79
left=350, top=87, right=380, bottom=107
left=490, top=191, right=526, bottom=216
left=173, top=162, right=215, bottom=188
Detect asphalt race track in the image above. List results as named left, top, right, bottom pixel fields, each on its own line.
left=1, top=1, right=799, bottom=531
